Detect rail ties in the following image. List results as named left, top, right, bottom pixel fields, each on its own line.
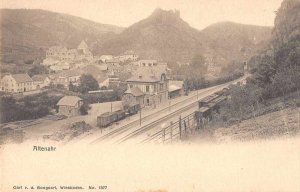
left=117, top=103, right=196, bottom=144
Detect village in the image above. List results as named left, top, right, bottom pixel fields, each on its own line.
left=0, top=40, right=203, bottom=144
left=0, top=37, right=242, bottom=145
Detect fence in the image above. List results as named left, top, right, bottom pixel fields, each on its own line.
left=142, top=112, right=203, bottom=144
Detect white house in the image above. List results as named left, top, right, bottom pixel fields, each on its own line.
left=117, top=50, right=139, bottom=62
left=99, top=55, right=114, bottom=63
left=32, top=75, right=51, bottom=89
left=137, top=60, right=158, bottom=67
left=0, top=74, right=35, bottom=93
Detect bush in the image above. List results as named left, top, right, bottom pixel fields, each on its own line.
left=24, top=59, right=34, bottom=64
left=79, top=102, right=90, bottom=115
left=0, top=93, right=62, bottom=123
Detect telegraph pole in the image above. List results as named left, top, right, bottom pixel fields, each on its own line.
left=139, top=109, right=142, bottom=127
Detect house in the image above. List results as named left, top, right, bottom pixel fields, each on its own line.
left=122, top=87, right=145, bottom=108
left=76, top=40, right=93, bottom=61
left=168, top=80, right=184, bottom=99
left=49, top=61, right=71, bottom=71
left=106, top=59, right=121, bottom=74
left=0, top=73, right=35, bottom=93
left=137, top=60, right=158, bottom=67
left=32, top=75, right=51, bottom=89
left=57, top=96, right=83, bottom=117
left=99, top=55, right=113, bottom=63
left=124, top=71, right=169, bottom=108
left=117, top=50, right=139, bottom=62
left=43, top=40, right=93, bottom=68
left=46, top=46, right=68, bottom=60
left=97, top=75, right=120, bottom=88
left=50, top=69, right=82, bottom=87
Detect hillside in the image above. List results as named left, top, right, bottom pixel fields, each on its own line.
left=202, top=22, right=272, bottom=65
left=0, top=9, right=123, bottom=64
left=97, top=9, right=272, bottom=65
left=95, top=8, right=209, bottom=62
left=0, top=8, right=273, bottom=67
left=214, top=107, right=300, bottom=142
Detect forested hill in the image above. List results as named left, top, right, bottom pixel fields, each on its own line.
left=96, top=9, right=272, bottom=65
left=0, top=9, right=123, bottom=64
left=201, top=22, right=272, bottom=65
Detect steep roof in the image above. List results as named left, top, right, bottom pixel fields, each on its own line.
left=126, top=74, right=160, bottom=83
left=124, top=87, right=144, bottom=97
left=12, top=74, right=33, bottom=83
left=77, top=40, right=88, bottom=50
left=32, top=74, right=49, bottom=81
left=57, top=96, right=82, bottom=106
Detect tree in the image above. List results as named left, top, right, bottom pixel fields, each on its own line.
left=28, top=65, right=49, bottom=77
left=79, top=74, right=99, bottom=94
left=254, top=54, right=276, bottom=87
left=80, top=101, right=90, bottom=115
left=189, top=54, right=208, bottom=76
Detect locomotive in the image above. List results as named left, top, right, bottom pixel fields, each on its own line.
left=97, top=103, right=140, bottom=128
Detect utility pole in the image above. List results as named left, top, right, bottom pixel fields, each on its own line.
left=179, top=116, right=182, bottom=140
left=197, top=89, right=199, bottom=100
left=170, top=121, right=173, bottom=143
left=111, top=102, right=112, bottom=112
left=169, top=100, right=171, bottom=112
left=139, top=109, right=142, bottom=127
left=162, top=128, right=166, bottom=144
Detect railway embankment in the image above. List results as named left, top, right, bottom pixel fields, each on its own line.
left=214, top=107, right=300, bottom=142
left=191, top=90, right=300, bottom=143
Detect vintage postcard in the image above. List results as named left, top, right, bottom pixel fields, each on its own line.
left=0, top=0, right=299, bottom=191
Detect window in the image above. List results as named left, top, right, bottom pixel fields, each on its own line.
left=130, top=85, right=133, bottom=88
left=146, top=85, right=150, bottom=92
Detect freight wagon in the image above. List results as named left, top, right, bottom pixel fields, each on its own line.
left=97, top=103, right=141, bottom=128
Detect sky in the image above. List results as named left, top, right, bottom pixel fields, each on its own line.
left=0, top=0, right=283, bottom=30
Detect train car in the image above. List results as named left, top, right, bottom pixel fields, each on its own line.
left=195, top=107, right=211, bottom=119
left=195, top=107, right=212, bottom=129
left=215, top=90, right=224, bottom=96
left=115, top=110, right=126, bottom=120
left=97, top=112, right=118, bottom=128
left=125, top=103, right=140, bottom=115
left=209, top=95, right=227, bottom=110
left=198, top=94, right=219, bottom=108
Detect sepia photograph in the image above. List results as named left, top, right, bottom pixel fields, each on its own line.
left=0, top=0, right=299, bottom=191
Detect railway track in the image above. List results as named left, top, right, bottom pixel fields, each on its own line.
left=90, top=86, right=218, bottom=144
left=89, top=76, right=247, bottom=144
left=115, top=101, right=198, bottom=144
